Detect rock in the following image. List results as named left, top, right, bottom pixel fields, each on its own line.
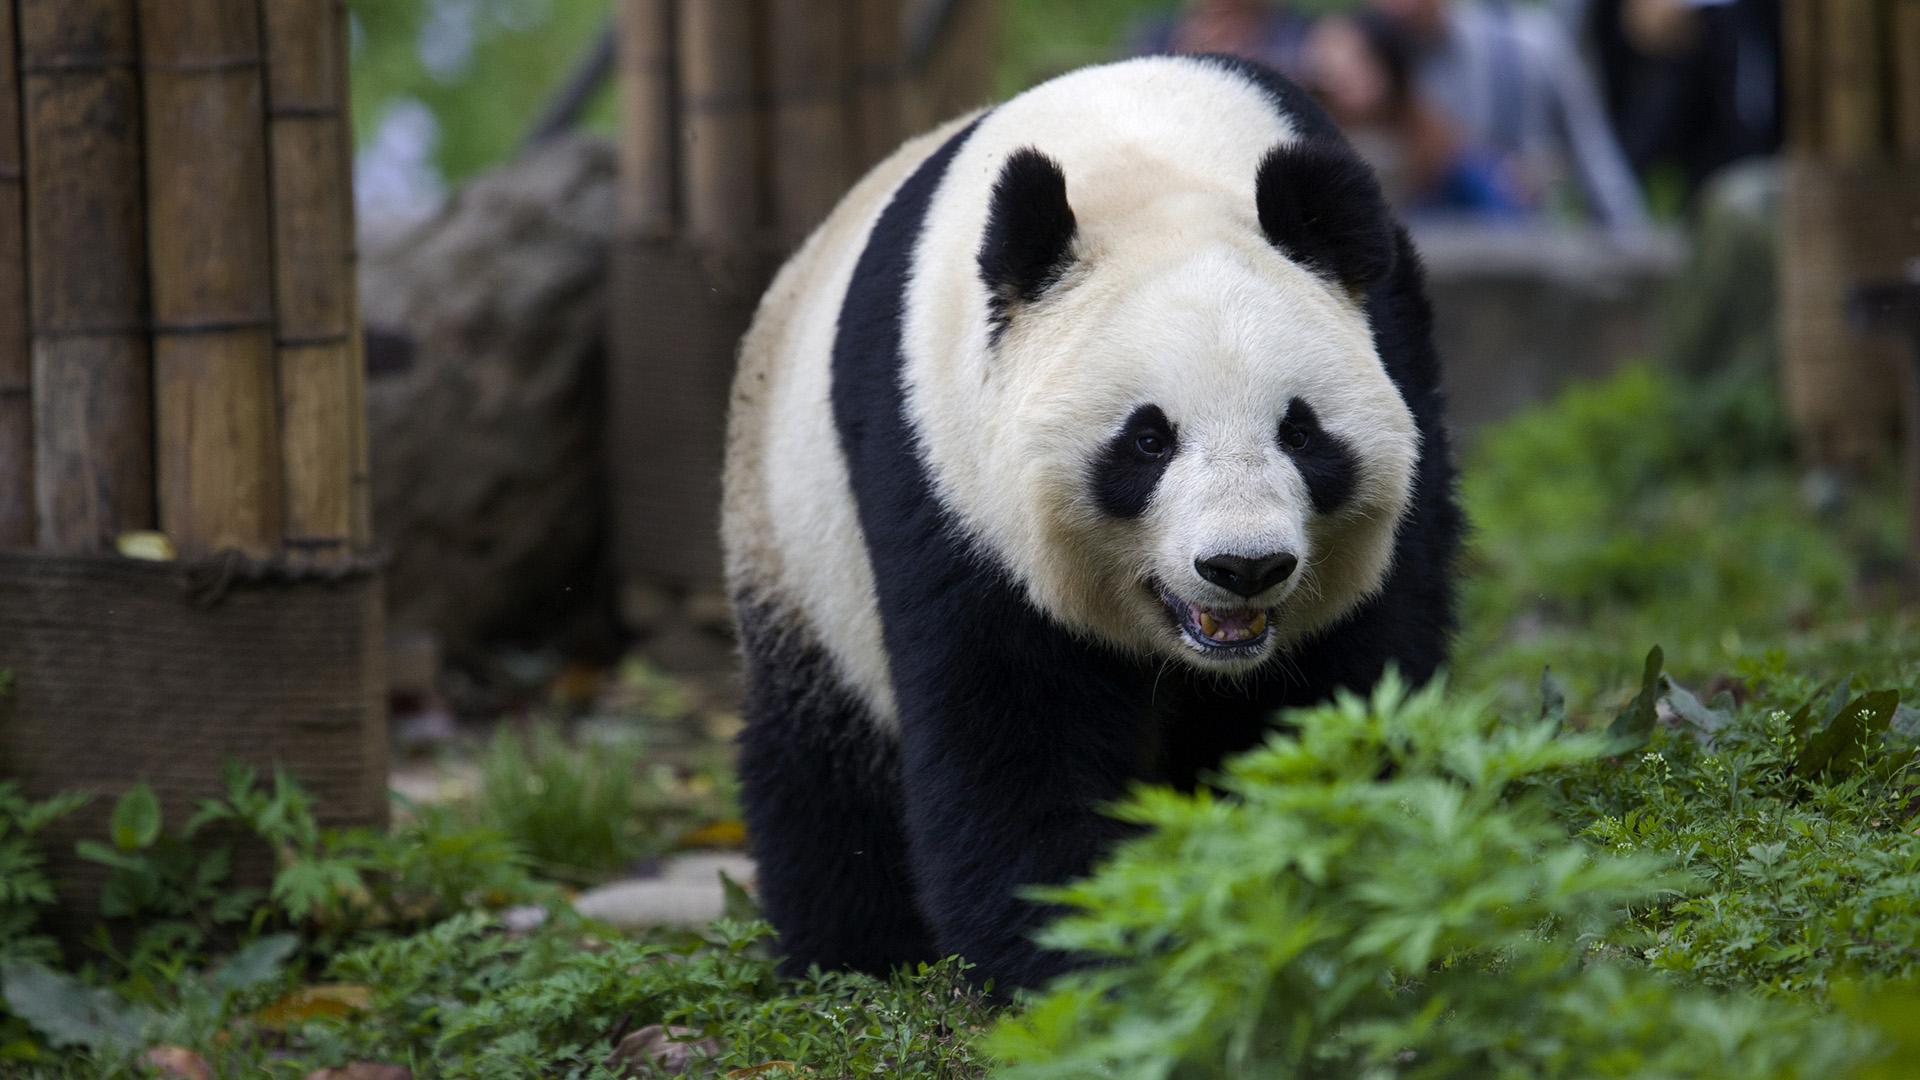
left=362, top=135, right=619, bottom=664
left=604, top=1024, right=720, bottom=1076
left=574, top=879, right=728, bottom=929
left=573, top=853, right=757, bottom=929
left=662, top=851, right=756, bottom=886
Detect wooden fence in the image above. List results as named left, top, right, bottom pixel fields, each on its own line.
left=1780, top=0, right=1920, bottom=467
left=0, top=0, right=385, bottom=931
left=608, top=0, right=994, bottom=629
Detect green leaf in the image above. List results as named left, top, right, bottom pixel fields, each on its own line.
left=1607, top=646, right=1665, bottom=748
left=1539, top=667, right=1567, bottom=731
left=73, top=839, right=144, bottom=873
left=211, top=933, right=299, bottom=995
left=1794, top=689, right=1899, bottom=777
left=0, top=961, right=150, bottom=1052
left=110, top=783, right=161, bottom=852
left=720, top=870, right=761, bottom=922
left=1663, top=681, right=1731, bottom=737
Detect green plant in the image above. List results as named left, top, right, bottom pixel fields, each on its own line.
left=1553, top=651, right=1920, bottom=998
left=1455, top=363, right=1904, bottom=705
left=467, top=721, right=734, bottom=884
left=296, top=913, right=991, bottom=1078
left=0, top=783, right=88, bottom=967
left=988, top=676, right=1890, bottom=1078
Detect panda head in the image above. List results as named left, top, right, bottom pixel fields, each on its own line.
left=975, top=138, right=1420, bottom=675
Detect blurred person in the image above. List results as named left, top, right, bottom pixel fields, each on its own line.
left=1584, top=0, right=1782, bottom=201
left=1306, top=11, right=1529, bottom=219
left=1129, top=0, right=1315, bottom=79
left=1370, top=0, right=1649, bottom=231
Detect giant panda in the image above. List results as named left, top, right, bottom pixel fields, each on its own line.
left=721, top=54, right=1461, bottom=992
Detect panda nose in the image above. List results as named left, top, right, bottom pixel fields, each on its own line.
left=1194, top=551, right=1298, bottom=599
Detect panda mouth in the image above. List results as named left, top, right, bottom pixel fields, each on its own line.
left=1158, top=591, right=1274, bottom=653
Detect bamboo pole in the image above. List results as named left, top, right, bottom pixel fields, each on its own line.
left=619, top=0, right=677, bottom=240
left=849, top=0, right=904, bottom=175
left=1823, top=0, right=1884, bottom=162
left=330, top=0, right=371, bottom=551
left=675, top=0, right=761, bottom=248
left=263, top=0, right=357, bottom=561
left=139, top=0, right=280, bottom=558
left=1894, top=0, right=1920, bottom=159
left=20, top=0, right=154, bottom=553
left=1783, top=0, right=1823, bottom=155
left=0, top=0, right=32, bottom=548
left=768, top=0, right=851, bottom=248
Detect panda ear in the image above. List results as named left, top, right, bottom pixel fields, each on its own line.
left=978, top=147, right=1077, bottom=333
left=1255, top=140, right=1396, bottom=296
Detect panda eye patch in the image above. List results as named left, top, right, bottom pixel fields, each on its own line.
left=1093, top=404, right=1175, bottom=518
left=1279, top=398, right=1359, bottom=515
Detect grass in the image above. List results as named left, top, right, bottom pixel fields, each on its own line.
left=2, top=357, right=1917, bottom=1075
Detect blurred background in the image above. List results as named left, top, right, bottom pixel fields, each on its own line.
left=2, top=0, right=1916, bottom=941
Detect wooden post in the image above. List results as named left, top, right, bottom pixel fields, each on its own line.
left=849, top=0, right=904, bottom=176
left=0, top=0, right=31, bottom=548
left=1823, top=0, right=1883, bottom=163
left=619, top=0, right=677, bottom=241
left=20, top=0, right=154, bottom=553
left=263, top=0, right=358, bottom=561
left=1779, top=0, right=1920, bottom=468
left=1783, top=0, right=1823, bottom=153
left=675, top=0, right=761, bottom=248
left=768, top=0, right=851, bottom=248
left=1895, top=0, right=1920, bottom=159
left=140, top=0, right=281, bottom=557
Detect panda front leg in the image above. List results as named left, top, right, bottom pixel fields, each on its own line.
left=887, top=591, right=1153, bottom=992
left=734, top=616, right=939, bottom=978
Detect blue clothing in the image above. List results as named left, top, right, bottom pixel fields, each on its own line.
left=1129, top=13, right=1316, bottom=80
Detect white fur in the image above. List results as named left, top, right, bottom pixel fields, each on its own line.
left=723, top=57, right=1418, bottom=730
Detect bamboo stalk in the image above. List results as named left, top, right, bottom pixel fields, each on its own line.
left=0, top=0, right=32, bottom=548
left=675, top=0, right=761, bottom=248
left=140, top=0, right=280, bottom=557
left=1783, top=0, right=1824, bottom=155
left=1894, top=0, right=1920, bottom=159
left=849, top=0, right=904, bottom=175
left=768, top=0, right=851, bottom=248
left=619, top=0, right=677, bottom=239
left=1823, top=0, right=1885, bottom=162
left=333, top=0, right=371, bottom=552
left=263, top=0, right=356, bottom=560
left=20, top=0, right=154, bottom=552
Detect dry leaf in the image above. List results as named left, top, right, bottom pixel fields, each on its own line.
left=253, top=984, right=373, bottom=1030
left=140, top=1046, right=212, bottom=1080
left=605, top=1023, right=721, bottom=1076
left=116, top=531, right=177, bottom=561
left=675, top=819, right=748, bottom=850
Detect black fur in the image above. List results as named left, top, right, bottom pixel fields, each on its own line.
left=1279, top=398, right=1358, bottom=515
left=1201, top=51, right=1397, bottom=293
left=735, top=60, right=1461, bottom=995
left=978, top=148, right=1077, bottom=340
left=1092, top=404, right=1177, bottom=519
left=1255, top=142, right=1397, bottom=293
left=735, top=604, right=937, bottom=976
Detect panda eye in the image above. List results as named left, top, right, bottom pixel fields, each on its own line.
left=1133, top=431, right=1169, bottom=459
left=1281, top=424, right=1310, bottom=452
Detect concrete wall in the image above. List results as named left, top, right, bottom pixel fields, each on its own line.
left=1415, top=225, right=1687, bottom=436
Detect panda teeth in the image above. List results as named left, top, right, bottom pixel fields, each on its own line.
left=1199, top=612, right=1220, bottom=639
